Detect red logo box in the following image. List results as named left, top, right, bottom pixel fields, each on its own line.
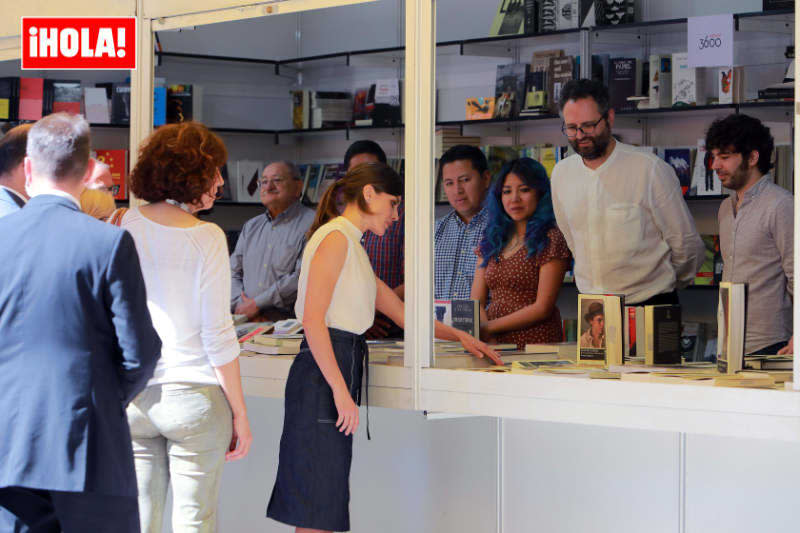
left=21, top=17, right=136, bottom=70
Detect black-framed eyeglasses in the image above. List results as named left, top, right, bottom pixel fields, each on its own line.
left=561, top=113, right=608, bottom=138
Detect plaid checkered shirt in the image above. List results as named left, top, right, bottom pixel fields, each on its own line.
left=434, top=206, right=488, bottom=300
left=361, top=204, right=405, bottom=289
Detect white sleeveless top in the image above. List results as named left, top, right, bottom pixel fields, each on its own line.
left=294, top=216, right=377, bottom=334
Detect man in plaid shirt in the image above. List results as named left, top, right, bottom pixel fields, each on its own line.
left=433, top=145, right=491, bottom=300
left=344, top=140, right=404, bottom=338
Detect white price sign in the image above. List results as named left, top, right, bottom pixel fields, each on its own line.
left=687, top=14, right=734, bottom=68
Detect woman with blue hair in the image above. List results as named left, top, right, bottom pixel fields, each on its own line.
left=471, top=158, right=571, bottom=348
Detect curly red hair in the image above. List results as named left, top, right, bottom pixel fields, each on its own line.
left=130, top=122, right=227, bottom=204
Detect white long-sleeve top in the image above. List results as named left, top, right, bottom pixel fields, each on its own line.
left=551, top=141, right=705, bottom=304
left=122, top=209, right=239, bottom=386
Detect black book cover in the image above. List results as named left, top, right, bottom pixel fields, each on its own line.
left=524, top=0, right=539, bottom=34
left=763, top=0, right=794, bottom=11
left=111, top=84, right=131, bottom=125
left=451, top=300, right=479, bottom=338
left=44, top=80, right=82, bottom=116
left=0, top=77, right=19, bottom=121
left=539, top=0, right=557, bottom=32
left=652, top=305, right=682, bottom=365
left=609, top=58, right=637, bottom=111
left=167, top=84, right=193, bottom=123
left=596, top=0, right=635, bottom=25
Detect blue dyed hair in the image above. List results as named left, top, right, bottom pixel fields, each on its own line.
left=478, top=158, right=555, bottom=267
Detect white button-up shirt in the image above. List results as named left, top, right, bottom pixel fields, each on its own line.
left=551, top=141, right=704, bottom=304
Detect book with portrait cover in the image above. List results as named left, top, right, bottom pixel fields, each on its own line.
left=577, top=294, right=623, bottom=366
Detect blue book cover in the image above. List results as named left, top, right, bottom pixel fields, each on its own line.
left=663, top=148, right=692, bottom=196
left=153, top=87, right=166, bottom=126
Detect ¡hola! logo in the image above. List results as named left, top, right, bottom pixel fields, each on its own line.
left=21, top=17, right=136, bottom=70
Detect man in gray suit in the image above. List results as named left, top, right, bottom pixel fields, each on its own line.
left=0, top=124, right=31, bottom=218
left=0, top=113, right=161, bottom=532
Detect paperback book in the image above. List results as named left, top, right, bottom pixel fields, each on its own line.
left=717, top=282, right=746, bottom=374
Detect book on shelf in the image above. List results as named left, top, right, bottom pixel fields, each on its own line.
left=19, top=78, right=44, bottom=121
left=595, top=0, right=635, bottom=26
left=371, top=79, right=402, bottom=126
left=539, top=0, right=557, bottom=32
left=235, top=160, right=263, bottom=203
left=718, top=66, right=744, bottom=105
left=523, top=69, right=548, bottom=112
left=44, top=80, right=81, bottom=116
left=83, top=87, right=110, bottom=124
left=716, top=282, right=746, bottom=374
left=694, top=235, right=722, bottom=286
left=219, top=164, right=236, bottom=202
left=663, top=148, right=692, bottom=196
left=111, top=83, right=131, bottom=125
left=310, top=91, right=353, bottom=128
left=435, top=127, right=481, bottom=157
left=672, top=53, right=705, bottom=107
left=644, top=304, right=682, bottom=366
left=590, top=54, right=610, bottom=88
left=554, top=0, right=579, bottom=29
left=291, top=89, right=310, bottom=129
left=649, top=55, right=672, bottom=109
left=495, top=63, right=529, bottom=118
left=489, top=0, right=538, bottom=36
left=681, top=322, right=708, bottom=363
left=0, top=77, right=19, bottom=121
left=93, top=149, right=128, bottom=200
left=302, top=164, right=324, bottom=204
left=690, top=139, right=722, bottom=196
left=465, top=97, right=495, bottom=120
left=623, top=305, right=637, bottom=358
left=353, top=87, right=372, bottom=125
left=548, top=55, right=575, bottom=113
left=772, top=145, right=793, bottom=193
left=433, top=299, right=480, bottom=338
left=166, top=84, right=200, bottom=123
left=609, top=58, right=640, bottom=112
left=315, top=163, right=343, bottom=203
left=153, top=86, right=167, bottom=126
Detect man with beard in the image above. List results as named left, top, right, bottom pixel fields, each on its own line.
left=551, top=79, right=704, bottom=306
left=706, top=114, right=793, bottom=355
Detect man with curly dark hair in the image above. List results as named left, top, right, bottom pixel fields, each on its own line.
left=706, top=113, right=793, bottom=355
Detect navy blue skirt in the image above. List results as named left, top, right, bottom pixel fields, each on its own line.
left=267, top=328, right=367, bottom=532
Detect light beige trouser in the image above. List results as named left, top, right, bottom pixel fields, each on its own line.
left=127, top=383, right=233, bottom=533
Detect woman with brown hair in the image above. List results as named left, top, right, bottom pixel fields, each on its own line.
left=266, top=162, right=501, bottom=533
left=119, top=122, right=252, bottom=532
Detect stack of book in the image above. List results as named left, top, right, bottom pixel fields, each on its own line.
left=241, top=334, right=304, bottom=356
left=435, top=127, right=481, bottom=158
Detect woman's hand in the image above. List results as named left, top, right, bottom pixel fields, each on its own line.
left=226, top=413, right=253, bottom=462
left=456, top=329, right=503, bottom=366
left=333, top=387, right=359, bottom=436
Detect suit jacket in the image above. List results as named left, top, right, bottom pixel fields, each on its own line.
left=0, top=186, right=26, bottom=219
left=0, top=194, right=161, bottom=497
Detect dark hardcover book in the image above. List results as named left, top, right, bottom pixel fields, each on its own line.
left=596, top=0, right=635, bottom=25
left=648, top=305, right=682, bottom=365
left=111, top=84, right=131, bottom=124
left=591, top=54, right=610, bottom=87
left=524, top=0, right=539, bottom=34
left=44, top=80, right=82, bottom=116
left=490, top=0, right=526, bottom=36
left=549, top=55, right=575, bottom=113
left=664, top=148, right=692, bottom=195
left=167, top=84, right=193, bottom=123
left=763, top=0, right=794, bottom=10
left=609, top=58, right=637, bottom=111
left=0, top=77, right=19, bottom=121
left=758, top=87, right=793, bottom=99
left=495, top=63, right=529, bottom=117
left=539, top=0, right=557, bottom=32
left=451, top=299, right=480, bottom=338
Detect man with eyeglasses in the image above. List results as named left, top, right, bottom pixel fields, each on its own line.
left=230, top=160, right=314, bottom=321
left=551, top=79, right=704, bottom=306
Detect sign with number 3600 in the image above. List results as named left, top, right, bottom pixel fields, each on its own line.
left=687, top=14, right=734, bottom=68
